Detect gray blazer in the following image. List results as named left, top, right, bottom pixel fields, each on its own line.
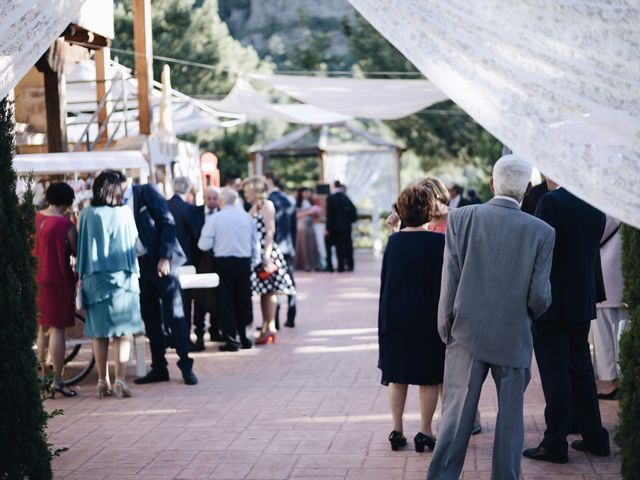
left=438, top=197, right=555, bottom=368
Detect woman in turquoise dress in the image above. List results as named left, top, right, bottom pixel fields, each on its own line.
left=77, top=170, right=143, bottom=399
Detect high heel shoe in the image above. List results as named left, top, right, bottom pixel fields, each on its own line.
left=256, top=331, right=276, bottom=345
left=414, top=432, right=436, bottom=452
left=96, top=379, right=111, bottom=399
left=51, top=382, right=77, bottom=399
left=113, top=379, right=131, bottom=399
left=388, top=431, right=407, bottom=451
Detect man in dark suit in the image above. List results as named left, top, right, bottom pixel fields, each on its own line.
left=523, top=180, right=608, bottom=463
left=168, top=177, right=205, bottom=351
left=125, top=181, right=197, bottom=385
left=326, top=181, right=357, bottom=273
left=521, top=180, right=548, bottom=215
left=447, top=184, right=471, bottom=208
left=192, top=186, right=223, bottom=344
left=265, top=173, right=297, bottom=327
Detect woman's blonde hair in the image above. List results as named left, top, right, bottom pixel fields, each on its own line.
left=243, top=175, right=268, bottom=200
left=417, top=176, right=450, bottom=205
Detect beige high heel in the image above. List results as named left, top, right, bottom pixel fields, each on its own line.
left=96, top=379, right=111, bottom=399
left=113, top=379, right=131, bottom=399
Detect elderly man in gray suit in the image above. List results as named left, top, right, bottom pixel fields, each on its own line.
left=427, top=155, right=555, bottom=480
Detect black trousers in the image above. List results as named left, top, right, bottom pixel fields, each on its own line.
left=345, top=226, right=354, bottom=271
left=325, top=233, right=335, bottom=272
left=331, top=229, right=350, bottom=272
left=275, top=254, right=296, bottom=328
left=215, top=257, right=252, bottom=347
left=533, top=321, right=608, bottom=456
left=139, top=266, right=193, bottom=374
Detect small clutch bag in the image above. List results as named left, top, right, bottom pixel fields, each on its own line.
left=257, top=261, right=278, bottom=281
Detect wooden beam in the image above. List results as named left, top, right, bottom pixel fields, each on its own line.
left=133, top=0, right=153, bottom=136
left=43, top=70, right=68, bottom=152
left=95, top=47, right=111, bottom=142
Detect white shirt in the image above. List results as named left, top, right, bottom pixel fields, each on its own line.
left=449, top=194, right=461, bottom=209
left=493, top=195, right=521, bottom=207
left=198, top=205, right=257, bottom=260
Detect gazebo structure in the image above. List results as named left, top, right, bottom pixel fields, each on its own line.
left=249, top=122, right=403, bottom=213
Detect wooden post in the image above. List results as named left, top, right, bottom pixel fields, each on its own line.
left=43, top=71, right=68, bottom=152
left=95, top=47, right=111, bottom=142
left=133, top=0, right=153, bottom=136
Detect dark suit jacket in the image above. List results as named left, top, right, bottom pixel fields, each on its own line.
left=535, top=188, right=606, bottom=323
left=326, top=191, right=357, bottom=233
left=521, top=181, right=549, bottom=215
left=168, top=194, right=203, bottom=266
left=268, top=190, right=296, bottom=256
left=132, top=184, right=186, bottom=275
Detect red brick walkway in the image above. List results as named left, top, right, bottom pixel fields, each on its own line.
left=49, top=251, right=621, bottom=479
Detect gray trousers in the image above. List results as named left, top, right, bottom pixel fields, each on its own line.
left=427, top=340, right=530, bottom=480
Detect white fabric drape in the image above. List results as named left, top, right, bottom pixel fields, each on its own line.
left=252, top=74, right=448, bottom=120
left=206, top=78, right=351, bottom=125
left=348, top=0, right=640, bottom=229
left=0, top=0, right=87, bottom=100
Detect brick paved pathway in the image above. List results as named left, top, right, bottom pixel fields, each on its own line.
left=49, top=251, right=621, bottom=479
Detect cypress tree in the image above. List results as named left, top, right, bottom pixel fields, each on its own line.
left=617, top=224, right=640, bottom=478
left=0, top=98, right=52, bottom=479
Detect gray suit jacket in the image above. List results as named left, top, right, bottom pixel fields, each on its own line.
left=438, top=197, right=555, bottom=368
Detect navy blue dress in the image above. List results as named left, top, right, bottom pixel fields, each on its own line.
left=378, top=231, right=445, bottom=386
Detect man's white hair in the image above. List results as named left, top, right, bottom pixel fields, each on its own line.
left=219, top=187, right=238, bottom=207
left=173, top=176, right=192, bottom=195
left=492, top=155, right=532, bottom=202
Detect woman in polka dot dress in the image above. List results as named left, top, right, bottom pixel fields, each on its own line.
left=243, top=176, right=295, bottom=345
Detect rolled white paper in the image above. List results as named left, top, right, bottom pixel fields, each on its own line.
left=179, top=273, right=220, bottom=289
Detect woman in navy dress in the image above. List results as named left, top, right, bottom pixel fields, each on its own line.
left=378, top=183, right=445, bottom=453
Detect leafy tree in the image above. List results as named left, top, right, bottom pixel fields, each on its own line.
left=617, top=225, right=640, bottom=478
left=0, top=98, right=52, bottom=479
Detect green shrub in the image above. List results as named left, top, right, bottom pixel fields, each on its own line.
left=616, top=224, right=640, bottom=478
left=0, top=98, right=52, bottom=479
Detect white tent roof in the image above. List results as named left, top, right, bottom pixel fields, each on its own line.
left=13, top=150, right=148, bottom=174
left=251, top=74, right=448, bottom=120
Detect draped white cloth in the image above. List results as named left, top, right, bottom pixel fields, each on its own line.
left=348, top=0, right=640, bottom=228
left=0, top=0, right=87, bottom=100
left=252, top=74, right=448, bottom=120
left=205, top=78, right=351, bottom=125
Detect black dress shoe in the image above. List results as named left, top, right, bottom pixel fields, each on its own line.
left=134, top=368, right=170, bottom=385
left=240, top=339, right=253, bottom=349
left=414, top=432, right=436, bottom=452
left=190, top=338, right=205, bottom=352
left=210, top=332, right=225, bottom=342
left=388, top=431, right=407, bottom=451
left=571, top=440, right=610, bottom=456
left=182, top=371, right=198, bottom=385
left=284, top=321, right=295, bottom=328
left=471, top=424, right=482, bottom=435
left=597, top=389, right=619, bottom=400
left=219, top=343, right=239, bottom=352
left=522, top=445, right=568, bottom=464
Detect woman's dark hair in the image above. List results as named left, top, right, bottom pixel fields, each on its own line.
left=92, top=170, right=126, bottom=207
left=296, top=187, right=311, bottom=208
left=45, top=182, right=75, bottom=207
left=396, top=184, right=435, bottom=227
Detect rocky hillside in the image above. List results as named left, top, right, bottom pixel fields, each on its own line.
left=219, top=0, right=357, bottom=69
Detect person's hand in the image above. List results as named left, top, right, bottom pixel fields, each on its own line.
left=157, top=258, right=170, bottom=277
left=386, top=212, right=401, bottom=232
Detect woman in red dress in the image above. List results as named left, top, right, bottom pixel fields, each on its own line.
left=34, top=182, right=78, bottom=397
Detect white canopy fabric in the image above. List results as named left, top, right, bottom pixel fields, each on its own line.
left=205, top=78, right=351, bottom=125
left=13, top=150, right=148, bottom=174
left=348, top=0, right=640, bottom=229
left=0, top=0, right=86, bottom=101
left=251, top=73, right=449, bottom=120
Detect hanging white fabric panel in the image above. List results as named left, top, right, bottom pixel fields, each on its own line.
left=348, top=0, right=640, bottom=229
left=0, top=0, right=87, bottom=100
left=252, top=74, right=448, bottom=120
left=206, top=78, right=351, bottom=125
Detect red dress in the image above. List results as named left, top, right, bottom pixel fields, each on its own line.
left=34, top=212, right=77, bottom=328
